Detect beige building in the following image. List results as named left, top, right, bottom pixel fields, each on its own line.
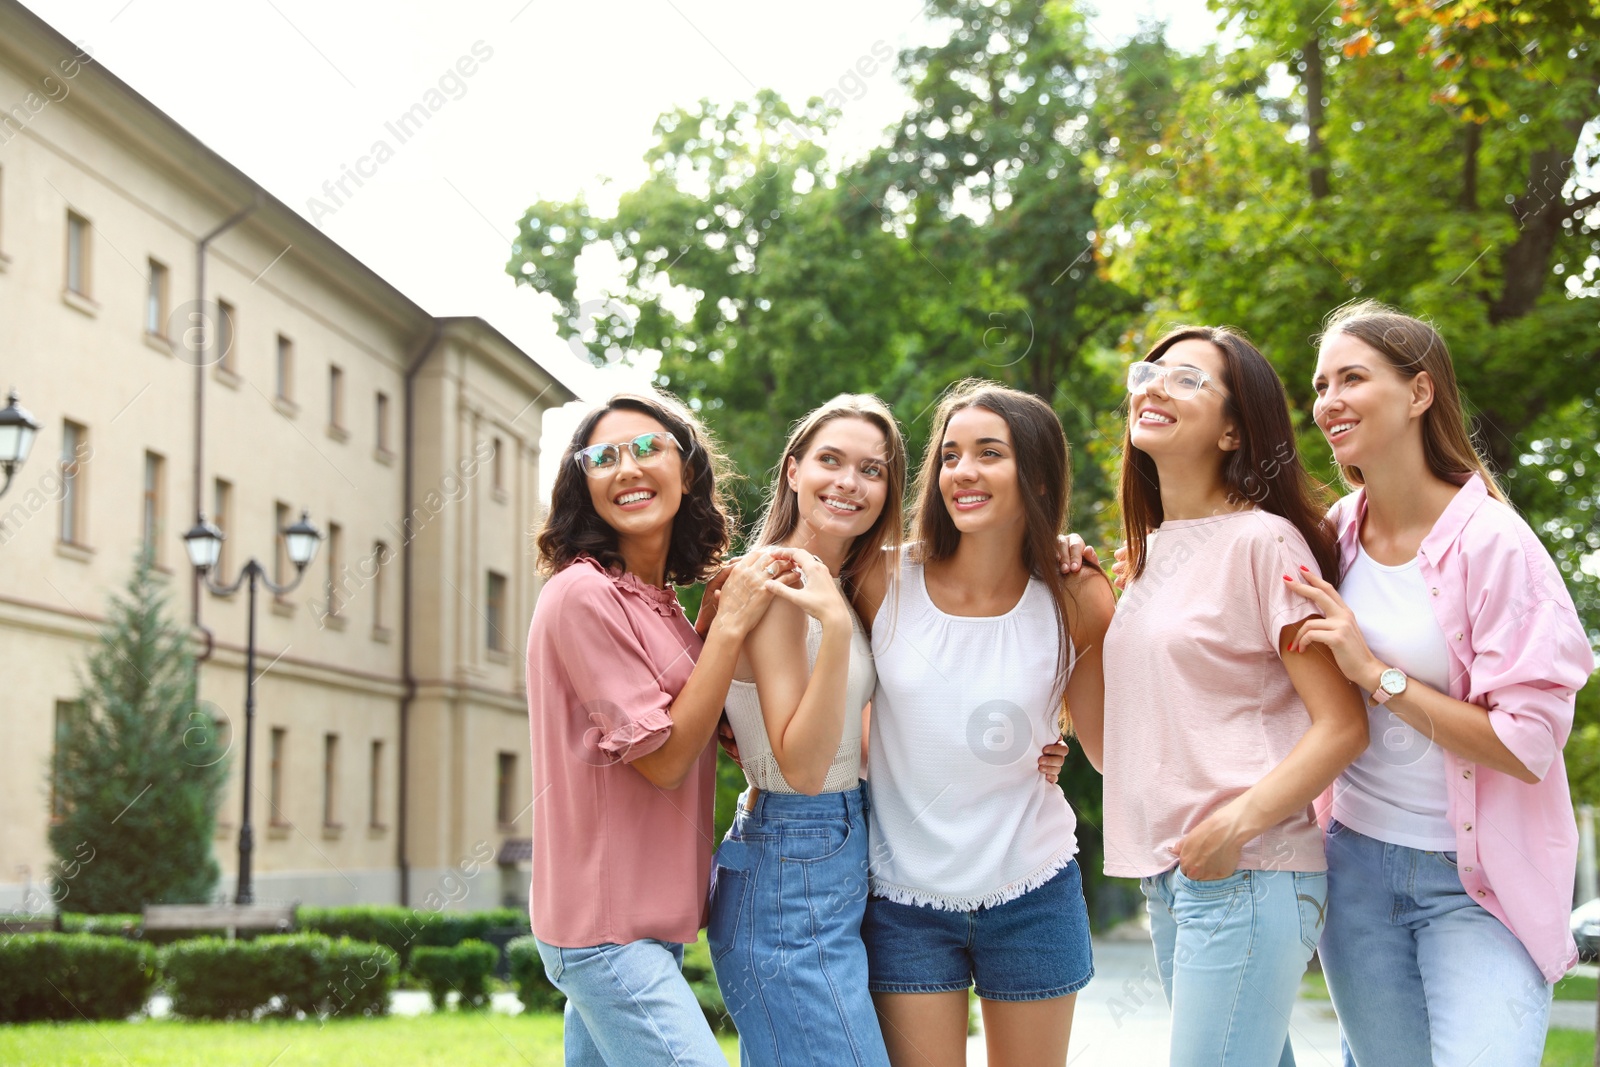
left=0, top=0, right=574, bottom=912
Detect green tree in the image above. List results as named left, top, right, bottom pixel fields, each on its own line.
left=49, top=552, right=226, bottom=913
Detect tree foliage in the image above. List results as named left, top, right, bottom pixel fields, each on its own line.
left=49, top=553, right=226, bottom=913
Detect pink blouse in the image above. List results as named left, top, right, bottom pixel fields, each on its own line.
left=1315, top=478, right=1595, bottom=982
left=525, top=557, right=717, bottom=947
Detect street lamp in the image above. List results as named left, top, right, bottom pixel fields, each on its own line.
left=184, top=509, right=321, bottom=905
left=0, top=389, right=41, bottom=500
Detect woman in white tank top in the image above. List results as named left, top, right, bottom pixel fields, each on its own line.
left=851, top=381, right=1115, bottom=1067
left=706, top=395, right=907, bottom=1067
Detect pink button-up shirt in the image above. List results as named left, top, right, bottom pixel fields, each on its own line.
left=1315, top=477, right=1594, bottom=982
left=526, top=557, right=717, bottom=948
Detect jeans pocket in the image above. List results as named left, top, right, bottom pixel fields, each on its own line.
left=707, top=865, right=749, bottom=964
left=1293, top=872, right=1329, bottom=954
left=779, top=821, right=851, bottom=864
left=1173, top=868, right=1251, bottom=896
left=1434, top=850, right=1459, bottom=870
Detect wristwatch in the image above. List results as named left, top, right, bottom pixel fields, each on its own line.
left=1370, top=667, right=1407, bottom=706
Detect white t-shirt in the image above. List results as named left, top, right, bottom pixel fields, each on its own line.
left=1331, top=545, right=1456, bottom=850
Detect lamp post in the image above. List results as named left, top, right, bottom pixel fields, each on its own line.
left=184, top=509, right=321, bottom=905
left=0, top=389, right=41, bottom=500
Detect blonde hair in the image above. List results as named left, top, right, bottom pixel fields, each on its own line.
left=1318, top=300, right=1507, bottom=502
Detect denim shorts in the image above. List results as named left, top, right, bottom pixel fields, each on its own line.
left=861, top=860, right=1094, bottom=1002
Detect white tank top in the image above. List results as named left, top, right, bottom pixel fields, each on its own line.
left=1332, top=545, right=1456, bottom=850
left=723, top=590, right=872, bottom=795
left=867, top=555, right=1079, bottom=910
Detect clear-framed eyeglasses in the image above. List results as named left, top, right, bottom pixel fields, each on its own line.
left=1126, top=361, right=1218, bottom=401
left=573, top=431, right=685, bottom=478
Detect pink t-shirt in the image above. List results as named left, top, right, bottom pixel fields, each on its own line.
left=525, top=557, right=717, bottom=947
left=1102, top=510, right=1324, bottom=878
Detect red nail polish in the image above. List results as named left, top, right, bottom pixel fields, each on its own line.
left=1299, top=565, right=1310, bottom=572
left=1282, top=574, right=1292, bottom=581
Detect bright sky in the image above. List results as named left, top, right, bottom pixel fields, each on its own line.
left=22, top=0, right=1220, bottom=491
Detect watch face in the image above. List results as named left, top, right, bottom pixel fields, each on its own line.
left=1380, top=668, right=1407, bottom=695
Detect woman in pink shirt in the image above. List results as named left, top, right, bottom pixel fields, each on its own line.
left=526, top=390, right=785, bottom=1067
left=1082, top=326, right=1369, bottom=1067
left=1286, top=302, right=1593, bottom=1066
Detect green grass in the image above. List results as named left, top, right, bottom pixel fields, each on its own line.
left=0, top=1012, right=741, bottom=1066
left=1556, top=974, right=1599, bottom=1003
left=1300, top=971, right=1330, bottom=1000
left=1543, top=1028, right=1595, bottom=1067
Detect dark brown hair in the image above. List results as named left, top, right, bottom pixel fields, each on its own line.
left=1317, top=300, right=1507, bottom=502
left=909, top=380, right=1078, bottom=687
left=536, top=390, right=735, bottom=585
left=751, top=394, right=907, bottom=602
left=1119, top=326, right=1338, bottom=582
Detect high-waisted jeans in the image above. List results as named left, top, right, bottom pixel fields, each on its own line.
left=707, top=781, right=890, bottom=1067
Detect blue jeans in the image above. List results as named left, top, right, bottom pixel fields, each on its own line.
left=707, top=783, right=889, bottom=1067
left=535, top=937, right=725, bottom=1067
left=1319, top=819, right=1553, bottom=1067
left=1141, top=867, right=1326, bottom=1067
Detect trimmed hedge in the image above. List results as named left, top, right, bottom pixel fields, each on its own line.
left=410, top=939, right=499, bottom=1010
left=0, top=932, right=156, bottom=1021
left=506, top=935, right=565, bottom=1013
left=59, top=912, right=142, bottom=937
left=161, top=933, right=396, bottom=1019
left=295, top=906, right=527, bottom=966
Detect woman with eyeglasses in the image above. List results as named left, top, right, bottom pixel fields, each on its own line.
left=526, top=390, right=787, bottom=1067
left=705, top=394, right=903, bottom=1067
left=1282, top=303, right=1592, bottom=1066
left=1076, top=328, right=1368, bottom=1067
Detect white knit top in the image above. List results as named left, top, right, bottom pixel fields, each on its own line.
left=724, top=592, right=872, bottom=795
left=867, top=556, right=1079, bottom=910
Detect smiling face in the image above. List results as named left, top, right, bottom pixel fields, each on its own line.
left=1127, top=338, right=1238, bottom=460
left=583, top=409, right=685, bottom=545
left=937, top=405, right=1023, bottom=535
left=1312, top=329, right=1432, bottom=470
left=786, top=416, right=891, bottom=542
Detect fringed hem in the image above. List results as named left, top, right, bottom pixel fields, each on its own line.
left=869, top=843, right=1079, bottom=912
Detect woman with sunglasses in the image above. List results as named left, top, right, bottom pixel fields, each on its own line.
left=1077, top=329, right=1368, bottom=1067
left=706, top=394, right=905, bottom=1067
left=1282, top=303, right=1592, bottom=1066
left=526, top=390, right=786, bottom=1067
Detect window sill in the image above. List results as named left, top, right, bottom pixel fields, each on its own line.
left=371, top=626, right=392, bottom=644
left=486, top=648, right=510, bottom=665
left=373, top=447, right=396, bottom=467
left=497, top=822, right=519, bottom=836
left=368, top=824, right=389, bottom=839
left=55, top=540, right=94, bottom=563
left=321, top=823, right=344, bottom=840
left=213, top=365, right=242, bottom=390
left=143, top=331, right=174, bottom=357
left=273, top=396, right=299, bottom=419
left=267, top=822, right=292, bottom=840
left=0, top=250, right=12, bottom=273
left=62, top=288, right=98, bottom=317
left=270, top=598, right=295, bottom=618
left=326, top=424, right=350, bottom=444
left=324, top=612, right=348, bottom=632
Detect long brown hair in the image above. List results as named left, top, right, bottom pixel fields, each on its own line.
left=1317, top=300, right=1508, bottom=502
left=910, top=380, right=1078, bottom=687
left=1119, top=326, right=1338, bottom=582
left=536, top=390, right=736, bottom=585
left=751, top=394, right=906, bottom=602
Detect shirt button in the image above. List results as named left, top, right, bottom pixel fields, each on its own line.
left=1463, top=866, right=1474, bottom=873
left=1455, top=633, right=1464, bottom=641
left=1463, top=823, right=1473, bottom=832
left=1462, top=770, right=1472, bottom=779
left=1477, top=890, right=1487, bottom=898
left=1431, top=588, right=1440, bottom=596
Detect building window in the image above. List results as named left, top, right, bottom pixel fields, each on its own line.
left=486, top=571, right=507, bottom=651
left=52, top=700, right=86, bottom=821
left=323, top=733, right=340, bottom=827
left=273, top=501, right=291, bottom=587
left=65, top=211, right=90, bottom=296
left=212, top=478, right=233, bottom=577
left=269, top=727, right=288, bottom=825
left=369, top=740, right=384, bottom=829
left=275, top=335, right=294, bottom=401
left=372, top=540, right=389, bottom=632
left=492, top=437, right=504, bottom=493
left=375, top=392, right=390, bottom=453
left=328, top=365, right=344, bottom=429
left=59, top=420, right=87, bottom=545
left=141, top=451, right=165, bottom=565
left=145, top=259, right=168, bottom=336
left=216, top=300, right=236, bottom=372
left=325, top=521, right=343, bottom=617
left=496, top=751, right=517, bottom=826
